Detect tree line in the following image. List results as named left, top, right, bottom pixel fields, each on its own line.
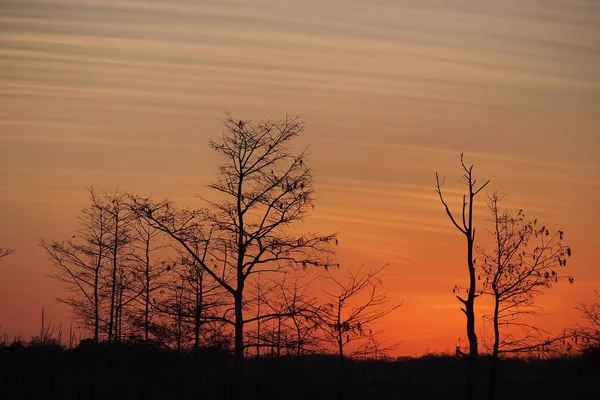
left=31, top=115, right=399, bottom=364
left=1, top=114, right=599, bottom=400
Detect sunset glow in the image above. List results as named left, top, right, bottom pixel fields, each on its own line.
left=0, top=0, right=599, bottom=357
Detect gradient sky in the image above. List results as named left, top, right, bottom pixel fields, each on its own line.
left=0, top=0, right=599, bottom=355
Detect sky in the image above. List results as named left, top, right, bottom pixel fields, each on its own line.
left=0, top=0, right=599, bottom=355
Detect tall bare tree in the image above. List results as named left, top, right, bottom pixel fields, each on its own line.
left=478, top=192, right=573, bottom=400
left=435, top=154, right=489, bottom=400
left=132, top=114, right=336, bottom=363
left=40, top=188, right=111, bottom=342
left=103, top=190, right=133, bottom=344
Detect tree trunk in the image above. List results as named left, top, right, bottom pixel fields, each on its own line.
left=234, top=172, right=245, bottom=365
left=175, top=286, right=182, bottom=352
left=337, top=329, right=344, bottom=363
left=276, top=317, right=281, bottom=359
left=176, top=314, right=182, bottom=353
left=117, top=278, right=123, bottom=342
left=466, top=206, right=479, bottom=359
left=336, top=328, right=345, bottom=400
left=489, top=295, right=501, bottom=400
left=193, top=272, right=203, bottom=355
left=108, top=214, right=120, bottom=344
left=230, top=290, right=244, bottom=400
left=94, top=213, right=105, bottom=343
left=144, top=233, right=150, bottom=342
left=256, top=293, right=261, bottom=359
left=234, top=291, right=244, bottom=363
left=465, top=189, right=479, bottom=400
left=295, top=320, right=302, bottom=361
left=94, top=266, right=100, bottom=343
left=465, top=197, right=479, bottom=400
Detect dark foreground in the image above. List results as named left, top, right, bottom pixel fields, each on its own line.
left=1, top=343, right=599, bottom=400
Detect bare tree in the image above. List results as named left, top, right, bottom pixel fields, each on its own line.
left=247, top=269, right=322, bottom=359
left=146, top=258, right=228, bottom=352
left=112, top=261, right=149, bottom=343
left=132, top=114, right=336, bottom=363
left=575, top=291, right=600, bottom=351
left=435, top=154, right=489, bottom=400
left=477, top=192, right=573, bottom=400
left=169, top=247, right=229, bottom=353
left=161, top=278, right=187, bottom=352
left=277, top=270, right=323, bottom=360
left=128, top=216, right=171, bottom=343
left=171, top=229, right=232, bottom=354
left=40, top=188, right=111, bottom=342
left=103, top=190, right=133, bottom=344
left=316, top=266, right=400, bottom=362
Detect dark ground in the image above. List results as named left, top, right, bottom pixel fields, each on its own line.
left=1, top=342, right=599, bottom=399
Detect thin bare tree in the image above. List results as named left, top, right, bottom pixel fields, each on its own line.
left=103, top=190, right=133, bottom=344
left=247, top=269, right=322, bottom=359
left=40, top=188, right=111, bottom=342
left=477, top=192, right=573, bottom=400
left=278, top=270, right=323, bottom=360
left=574, top=290, right=600, bottom=351
left=128, top=216, right=171, bottom=343
left=316, top=266, right=400, bottom=362
left=167, top=245, right=229, bottom=353
left=435, top=153, right=489, bottom=400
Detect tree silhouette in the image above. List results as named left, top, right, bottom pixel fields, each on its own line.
left=316, top=266, right=400, bottom=362
left=103, top=190, right=133, bottom=344
left=575, top=290, right=600, bottom=350
left=40, top=188, right=141, bottom=344
left=131, top=114, right=336, bottom=363
left=477, top=192, right=573, bottom=400
left=127, top=216, right=170, bottom=343
left=435, top=154, right=489, bottom=400
left=247, top=269, right=322, bottom=359
left=150, top=246, right=229, bottom=353
left=40, top=188, right=112, bottom=343
left=273, top=269, right=323, bottom=359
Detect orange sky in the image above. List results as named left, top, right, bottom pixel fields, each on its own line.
left=0, top=0, right=599, bottom=356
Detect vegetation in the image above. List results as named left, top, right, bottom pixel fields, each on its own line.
left=435, top=154, right=489, bottom=400
left=575, top=291, right=600, bottom=351
left=130, top=115, right=336, bottom=365
left=0, top=340, right=599, bottom=400
left=316, top=266, right=401, bottom=362
left=477, top=192, right=574, bottom=399
left=1, top=115, right=597, bottom=399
